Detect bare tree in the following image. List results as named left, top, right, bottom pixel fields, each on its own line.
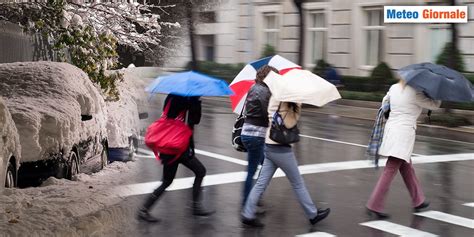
left=294, top=0, right=305, bottom=66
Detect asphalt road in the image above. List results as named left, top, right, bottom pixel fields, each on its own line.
left=125, top=99, right=474, bottom=237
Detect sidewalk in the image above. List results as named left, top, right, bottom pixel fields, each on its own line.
left=204, top=97, right=474, bottom=143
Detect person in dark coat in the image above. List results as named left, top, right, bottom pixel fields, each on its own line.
left=137, top=94, right=214, bottom=222
left=240, top=65, right=277, bottom=208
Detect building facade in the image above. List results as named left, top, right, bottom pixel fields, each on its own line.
left=165, top=0, right=474, bottom=75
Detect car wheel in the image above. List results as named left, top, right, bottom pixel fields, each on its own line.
left=67, top=151, right=80, bottom=180
left=101, top=145, right=108, bottom=169
left=5, top=162, right=15, bottom=188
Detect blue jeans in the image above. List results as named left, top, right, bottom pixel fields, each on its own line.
left=241, top=135, right=265, bottom=206
left=242, top=144, right=318, bottom=220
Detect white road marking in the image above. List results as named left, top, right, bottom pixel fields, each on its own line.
left=299, top=134, right=423, bottom=157
left=113, top=153, right=474, bottom=197
left=463, top=203, right=474, bottom=208
left=360, top=220, right=438, bottom=237
left=195, top=149, right=248, bottom=166
left=415, top=211, right=474, bottom=229
left=296, top=232, right=336, bottom=237
left=136, top=147, right=248, bottom=166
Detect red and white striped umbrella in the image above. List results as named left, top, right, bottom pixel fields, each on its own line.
left=229, top=55, right=300, bottom=114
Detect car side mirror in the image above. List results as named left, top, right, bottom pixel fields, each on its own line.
left=139, top=112, right=149, bottom=120
left=81, top=115, right=93, bottom=121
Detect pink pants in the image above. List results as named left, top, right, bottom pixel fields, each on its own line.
left=367, top=157, right=425, bottom=212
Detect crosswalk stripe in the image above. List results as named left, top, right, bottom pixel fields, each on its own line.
left=117, top=152, right=474, bottom=197
left=136, top=148, right=248, bottom=166
left=360, top=220, right=438, bottom=237
left=296, top=232, right=336, bottom=237
left=415, top=211, right=474, bottom=229
left=463, top=203, right=474, bottom=208
left=299, top=134, right=423, bottom=157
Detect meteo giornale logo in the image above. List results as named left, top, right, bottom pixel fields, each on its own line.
left=384, top=6, right=468, bottom=23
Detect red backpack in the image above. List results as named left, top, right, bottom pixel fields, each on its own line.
left=145, top=100, right=193, bottom=163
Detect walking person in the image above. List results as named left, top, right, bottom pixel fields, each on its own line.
left=366, top=79, right=441, bottom=219
left=240, top=65, right=278, bottom=207
left=138, top=94, right=214, bottom=222
left=241, top=99, right=330, bottom=227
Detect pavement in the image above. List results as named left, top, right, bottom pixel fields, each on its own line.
left=107, top=99, right=474, bottom=237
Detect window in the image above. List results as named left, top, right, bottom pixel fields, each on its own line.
left=430, top=25, right=451, bottom=62
left=363, top=9, right=384, bottom=66
left=263, top=12, right=279, bottom=49
left=307, top=11, right=327, bottom=64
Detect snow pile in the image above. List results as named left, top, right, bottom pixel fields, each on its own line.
left=105, top=67, right=163, bottom=148
left=0, top=62, right=107, bottom=162
left=0, top=97, right=21, bottom=190
left=0, top=161, right=139, bottom=236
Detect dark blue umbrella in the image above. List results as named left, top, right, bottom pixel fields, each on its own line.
left=398, top=63, right=474, bottom=102
left=146, top=71, right=234, bottom=97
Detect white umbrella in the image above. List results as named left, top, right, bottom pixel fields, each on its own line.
left=264, top=69, right=341, bottom=107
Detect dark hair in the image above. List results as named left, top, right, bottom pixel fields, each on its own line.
left=287, top=102, right=299, bottom=113
left=255, top=65, right=278, bottom=84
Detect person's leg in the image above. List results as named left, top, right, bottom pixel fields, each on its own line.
left=366, top=157, right=403, bottom=212
left=180, top=156, right=206, bottom=202
left=399, top=161, right=425, bottom=207
left=241, top=154, right=277, bottom=220
left=241, top=135, right=265, bottom=206
left=138, top=155, right=179, bottom=222
left=181, top=154, right=215, bottom=216
left=141, top=157, right=180, bottom=211
left=271, top=149, right=318, bottom=219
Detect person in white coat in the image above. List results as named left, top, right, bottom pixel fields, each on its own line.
left=366, top=79, right=441, bottom=219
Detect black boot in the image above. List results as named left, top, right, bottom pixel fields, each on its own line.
left=192, top=201, right=215, bottom=216
left=310, top=208, right=331, bottom=225
left=414, top=201, right=430, bottom=212
left=241, top=217, right=265, bottom=228
left=137, top=194, right=161, bottom=222
left=137, top=209, right=160, bottom=223
left=366, top=208, right=390, bottom=219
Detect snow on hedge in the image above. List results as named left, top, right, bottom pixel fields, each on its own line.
left=0, top=62, right=107, bottom=163
left=0, top=160, right=139, bottom=236
left=0, top=97, right=21, bottom=188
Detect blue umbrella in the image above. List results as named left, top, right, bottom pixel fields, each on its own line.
left=146, top=71, right=234, bottom=97
left=398, top=63, right=473, bottom=102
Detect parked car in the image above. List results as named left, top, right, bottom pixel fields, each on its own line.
left=0, top=97, right=20, bottom=189
left=105, top=68, right=154, bottom=162
left=0, top=62, right=108, bottom=187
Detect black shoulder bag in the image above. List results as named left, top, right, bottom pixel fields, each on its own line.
left=269, top=102, right=300, bottom=144
left=231, top=104, right=247, bottom=152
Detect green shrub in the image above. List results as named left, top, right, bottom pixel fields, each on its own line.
left=464, top=73, right=474, bottom=84
left=186, top=61, right=245, bottom=83
left=370, top=62, right=394, bottom=91
left=261, top=44, right=276, bottom=58
left=426, top=114, right=472, bottom=127
left=340, top=75, right=396, bottom=92
left=339, top=91, right=386, bottom=102
left=436, top=42, right=465, bottom=72
left=312, top=59, right=331, bottom=77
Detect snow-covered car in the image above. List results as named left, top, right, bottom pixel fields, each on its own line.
left=105, top=68, right=158, bottom=162
left=0, top=97, right=21, bottom=189
left=0, top=62, right=108, bottom=186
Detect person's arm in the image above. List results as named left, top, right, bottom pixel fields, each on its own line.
left=415, top=92, right=441, bottom=110
left=187, top=97, right=202, bottom=126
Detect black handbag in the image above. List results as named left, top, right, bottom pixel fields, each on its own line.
left=231, top=105, right=247, bottom=152
left=269, top=103, right=300, bottom=144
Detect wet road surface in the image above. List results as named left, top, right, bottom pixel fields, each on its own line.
left=126, top=99, right=473, bottom=237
